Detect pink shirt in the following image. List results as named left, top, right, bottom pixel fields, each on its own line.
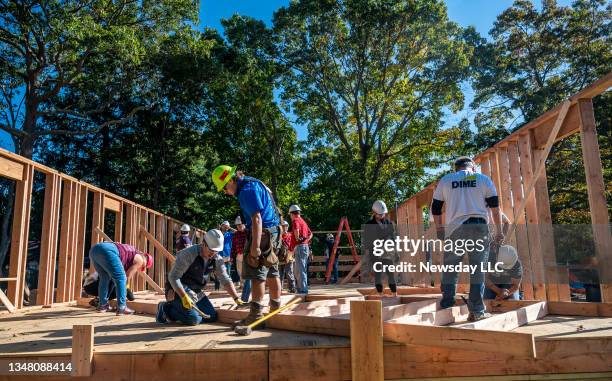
left=114, top=243, right=142, bottom=271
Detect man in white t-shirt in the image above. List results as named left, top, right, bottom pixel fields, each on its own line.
left=431, top=156, right=504, bottom=321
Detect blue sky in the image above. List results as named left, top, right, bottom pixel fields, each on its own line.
left=1, top=0, right=573, bottom=151
left=198, top=0, right=572, bottom=141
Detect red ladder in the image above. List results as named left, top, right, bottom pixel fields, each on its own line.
left=325, top=217, right=360, bottom=284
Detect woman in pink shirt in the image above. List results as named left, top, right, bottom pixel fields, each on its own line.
left=88, top=242, right=152, bottom=314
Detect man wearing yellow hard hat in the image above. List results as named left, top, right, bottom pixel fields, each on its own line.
left=212, top=165, right=283, bottom=329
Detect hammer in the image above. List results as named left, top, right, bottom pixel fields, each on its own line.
left=193, top=304, right=211, bottom=319
left=234, top=297, right=302, bottom=336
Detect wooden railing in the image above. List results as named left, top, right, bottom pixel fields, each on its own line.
left=394, top=72, right=612, bottom=302
left=0, top=148, right=204, bottom=311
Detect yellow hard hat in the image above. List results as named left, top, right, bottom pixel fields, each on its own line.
left=212, top=165, right=236, bottom=192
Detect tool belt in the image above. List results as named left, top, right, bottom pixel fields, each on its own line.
left=246, top=226, right=281, bottom=268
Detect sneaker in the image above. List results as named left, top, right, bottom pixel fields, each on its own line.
left=467, top=312, right=492, bottom=322
left=156, top=302, right=167, bottom=324
left=116, top=306, right=135, bottom=315
left=97, top=303, right=111, bottom=312
left=288, top=288, right=297, bottom=293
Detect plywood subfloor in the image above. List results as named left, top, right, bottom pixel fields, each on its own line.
left=514, top=314, right=612, bottom=339
left=0, top=305, right=350, bottom=355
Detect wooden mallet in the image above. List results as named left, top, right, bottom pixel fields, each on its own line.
left=234, top=297, right=302, bottom=336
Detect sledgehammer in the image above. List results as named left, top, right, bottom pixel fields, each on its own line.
left=234, top=297, right=302, bottom=336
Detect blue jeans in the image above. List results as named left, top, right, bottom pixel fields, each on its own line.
left=89, top=242, right=127, bottom=308
left=440, top=220, right=489, bottom=314
left=163, top=288, right=217, bottom=325
left=484, top=284, right=520, bottom=300
left=294, top=245, right=310, bottom=294
left=279, top=262, right=296, bottom=291
left=326, top=254, right=339, bottom=283
left=241, top=279, right=251, bottom=302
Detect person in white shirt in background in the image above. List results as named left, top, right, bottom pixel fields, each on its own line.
left=431, top=156, right=504, bottom=322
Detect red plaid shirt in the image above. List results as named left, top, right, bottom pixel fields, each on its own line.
left=231, top=230, right=247, bottom=262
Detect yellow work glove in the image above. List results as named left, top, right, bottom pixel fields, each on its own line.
left=181, top=293, right=195, bottom=310
left=234, top=297, right=247, bottom=306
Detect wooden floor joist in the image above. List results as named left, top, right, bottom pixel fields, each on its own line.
left=457, top=301, right=547, bottom=331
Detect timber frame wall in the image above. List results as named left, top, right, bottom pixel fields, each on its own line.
left=395, top=72, right=612, bottom=302
left=0, top=148, right=204, bottom=311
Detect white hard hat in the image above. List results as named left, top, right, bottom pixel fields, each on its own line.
left=372, top=200, right=388, bottom=215
left=204, top=229, right=224, bottom=252
left=234, top=216, right=243, bottom=225
left=327, top=233, right=334, bottom=240
left=288, top=204, right=301, bottom=213
left=497, top=245, right=518, bottom=269
left=180, top=224, right=190, bottom=232
left=220, top=220, right=230, bottom=227
left=281, top=220, right=289, bottom=226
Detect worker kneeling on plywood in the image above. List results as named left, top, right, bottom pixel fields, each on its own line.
left=156, top=229, right=246, bottom=325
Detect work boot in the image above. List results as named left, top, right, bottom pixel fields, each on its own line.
left=269, top=299, right=281, bottom=313
left=467, top=312, right=492, bottom=322
left=233, top=301, right=265, bottom=328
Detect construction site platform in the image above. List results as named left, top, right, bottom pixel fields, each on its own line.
left=0, top=285, right=611, bottom=381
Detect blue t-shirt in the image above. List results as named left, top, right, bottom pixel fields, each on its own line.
left=222, top=231, right=233, bottom=258
left=237, top=177, right=280, bottom=229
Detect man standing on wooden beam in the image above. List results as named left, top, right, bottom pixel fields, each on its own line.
left=156, top=229, right=245, bottom=325
left=212, top=165, right=283, bottom=328
left=431, top=156, right=504, bottom=322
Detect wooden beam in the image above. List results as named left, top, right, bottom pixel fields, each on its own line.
left=114, top=203, right=123, bottom=242
left=140, top=226, right=176, bottom=264
left=339, top=261, right=361, bottom=285
left=578, top=98, right=612, bottom=303
left=507, top=142, right=535, bottom=300
left=90, top=192, right=104, bottom=273
left=531, top=136, right=570, bottom=302
left=103, top=196, right=121, bottom=212
left=0, top=156, right=24, bottom=181
left=71, top=324, right=94, bottom=377
left=73, top=186, right=88, bottom=301
left=383, top=321, right=537, bottom=358
left=518, top=133, right=547, bottom=301
left=7, top=164, right=34, bottom=309
left=37, top=173, right=62, bottom=306
left=351, top=301, right=384, bottom=381
left=94, top=226, right=113, bottom=243
left=0, top=288, right=16, bottom=313
left=456, top=301, right=547, bottom=331
left=508, top=100, right=570, bottom=240
left=546, top=301, right=612, bottom=317
left=388, top=304, right=469, bottom=325
left=139, top=271, right=164, bottom=294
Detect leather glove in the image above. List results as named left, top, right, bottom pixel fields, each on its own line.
left=181, top=293, right=195, bottom=310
